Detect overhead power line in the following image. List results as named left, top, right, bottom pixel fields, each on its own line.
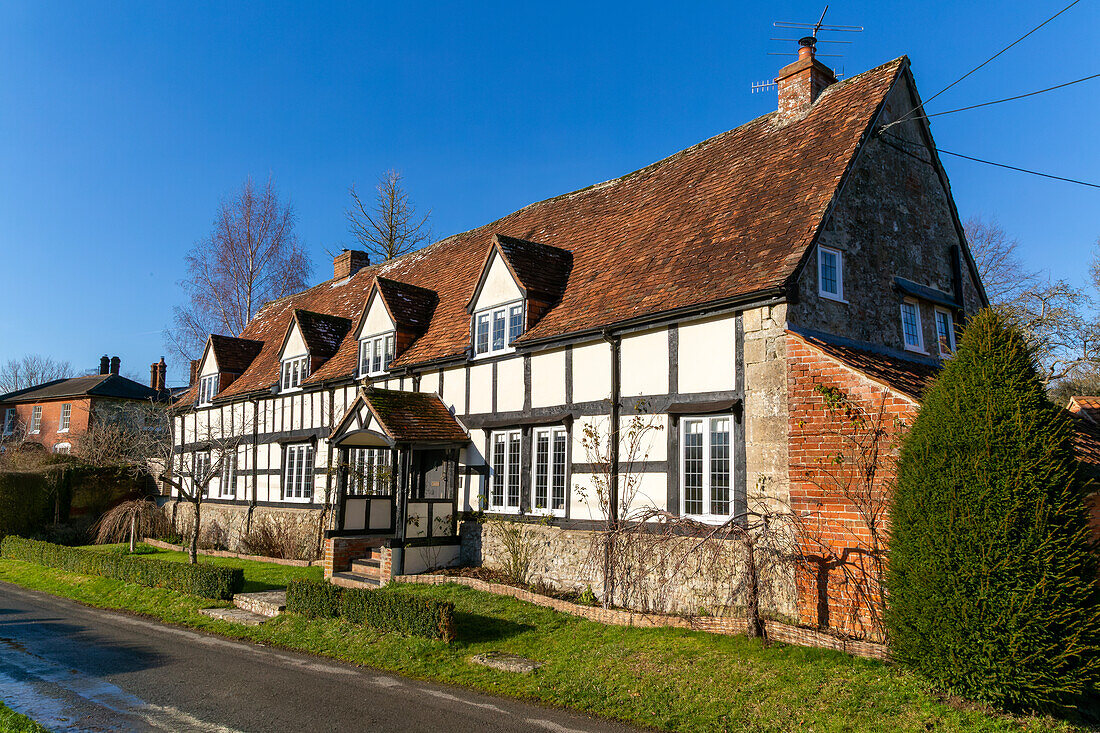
left=907, top=72, right=1100, bottom=122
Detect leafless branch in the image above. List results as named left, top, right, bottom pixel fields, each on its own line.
left=345, top=170, right=432, bottom=262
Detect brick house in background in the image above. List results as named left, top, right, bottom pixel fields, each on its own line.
left=171, top=43, right=997, bottom=640
left=0, top=355, right=170, bottom=454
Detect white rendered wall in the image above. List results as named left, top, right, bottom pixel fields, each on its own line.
left=357, top=291, right=395, bottom=339
left=496, top=358, right=523, bottom=412
left=282, top=322, right=309, bottom=359
left=441, top=366, right=466, bottom=414
left=571, top=341, right=611, bottom=403
left=419, top=370, right=440, bottom=395
left=678, top=314, right=736, bottom=393
left=530, top=349, right=566, bottom=407
left=468, top=363, right=492, bottom=414
left=619, top=327, right=669, bottom=398
left=473, top=251, right=523, bottom=311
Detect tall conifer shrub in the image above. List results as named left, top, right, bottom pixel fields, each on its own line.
left=887, top=309, right=1100, bottom=713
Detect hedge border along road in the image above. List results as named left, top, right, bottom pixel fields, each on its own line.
left=286, top=578, right=456, bottom=642
left=0, top=537, right=243, bottom=600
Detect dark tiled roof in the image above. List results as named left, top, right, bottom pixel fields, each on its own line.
left=791, top=330, right=940, bottom=401
left=0, top=374, right=163, bottom=403
left=375, top=277, right=437, bottom=331
left=492, top=234, right=573, bottom=304
left=189, top=57, right=907, bottom=402
left=294, top=310, right=352, bottom=359
left=364, top=388, right=468, bottom=443
left=209, top=334, right=265, bottom=374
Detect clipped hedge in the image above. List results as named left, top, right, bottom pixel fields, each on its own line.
left=0, top=471, right=57, bottom=538
left=0, top=536, right=243, bottom=600
left=286, top=578, right=455, bottom=642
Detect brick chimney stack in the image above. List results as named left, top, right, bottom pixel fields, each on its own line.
left=775, top=36, right=837, bottom=120
left=157, top=357, right=167, bottom=392
left=333, top=249, right=370, bottom=280
left=100, top=355, right=110, bottom=375
left=189, top=359, right=200, bottom=386
left=150, top=362, right=158, bottom=389
left=110, top=356, right=120, bottom=375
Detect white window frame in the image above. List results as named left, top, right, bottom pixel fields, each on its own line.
left=197, top=375, right=218, bottom=406
left=934, top=307, right=955, bottom=357
left=817, top=246, right=845, bottom=302
left=52, top=442, right=71, bottom=455
left=3, top=408, right=15, bottom=435
left=30, top=406, right=42, bottom=434
left=283, top=443, right=315, bottom=502
left=280, top=355, right=309, bottom=391
left=488, top=429, right=522, bottom=513
left=531, top=425, right=568, bottom=517
left=193, top=451, right=212, bottom=497
left=900, top=299, right=924, bottom=353
left=473, top=300, right=524, bottom=358
left=220, top=449, right=238, bottom=498
left=58, top=403, right=71, bottom=433
left=679, top=415, right=735, bottom=522
left=347, top=447, right=392, bottom=495
left=358, top=332, right=396, bottom=378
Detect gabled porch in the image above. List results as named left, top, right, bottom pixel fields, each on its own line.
left=323, top=387, right=469, bottom=586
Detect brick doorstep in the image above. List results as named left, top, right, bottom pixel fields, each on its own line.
left=393, top=574, right=888, bottom=661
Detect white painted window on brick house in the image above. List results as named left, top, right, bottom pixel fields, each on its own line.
left=58, top=403, right=71, bottom=432
left=474, top=301, right=524, bottom=357
left=358, top=333, right=396, bottom=378
left=488, top=430, right=521, bottom=512
left=532, top=425, right=568, bottom=516
left=30, top=406, right=42, bottom=434
left=681, top=416, right=733, bottom=521
left=3, top=409, right=15, bottom=435
left=197, top=375, right=218, bottom=406
left=220, top=450, right=237, bottom=498
left=934, top=308, right=955, bottom=357
left=818, top=246, right=844, bottom=302
left=348, top=447, right=391, bottom=495
left=900, top=300, right=924, bottom=352
left=53, top=442, right=71, bottom=455
left=280, top=355, right=309, bottom=391
left=283, top=444, right=314, bottom=501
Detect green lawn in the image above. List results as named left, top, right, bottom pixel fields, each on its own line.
left=0, top=701, right=50, bottom=733
left=0, top=552, right=1080, bottom=733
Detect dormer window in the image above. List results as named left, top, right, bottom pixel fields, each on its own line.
left=197, top=375, right=219, bottom=406
left=474, top=301, right=524, bottom=357
left=359, top=333, right=395, bottom=378
left=281, top=355, right=309, bottom=391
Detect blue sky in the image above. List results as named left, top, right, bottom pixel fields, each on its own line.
left=2, top=1, right=1098, bottom=384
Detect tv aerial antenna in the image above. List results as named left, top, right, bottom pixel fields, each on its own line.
left=751, top=6, right=863, bottom=94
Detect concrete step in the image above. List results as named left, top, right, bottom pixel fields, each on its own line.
left=349, top=558, right=381, bottom=574
left=233, top=590, right=286, bottom=618
left=199, top=607, right=268, bottom=626
left=331, top=571, right=381, bottom=589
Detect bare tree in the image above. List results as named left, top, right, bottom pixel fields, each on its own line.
left=168, top=176, right=311, bottom=363
left=346, top=170, right=432, bottom=262
left=0, top=354, right=74, bottom=394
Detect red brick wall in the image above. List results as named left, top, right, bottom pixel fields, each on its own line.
left=323, top=536, right=380, bottom=578
left=787, top=335, right=918, bottom=641
left=2, top=397, right=93, bottom=451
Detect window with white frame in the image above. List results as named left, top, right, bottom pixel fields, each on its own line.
left=474, top=301, right=524, bottom=357
left=194, top=451, right=212, bottom=497
left=532, top=426, right=567, bottom=516
left=30, top=406, right=42, bottom=434
left=818, top=246, right=844, bottom=301
left=197, top=375, right=218, bottom=406
left=681, top=416, right=733, bottom=520
left=488, top=430, right=521, bottom=512
left=220, top=450, right=238, bottom=498
left=934, top=308, right=955, bottom=357
left=281, top=356, right=309, bottom=391
left=283, top=443, right=314, bottom=501
left=58, top=403, right=71, bottom=432
left=347, top=447, right=392, bottom=495
left=900, top=300, right=924, bottom=352
left=53, top=443, right=70, bottom=455
left=3, top=409, right=15, bottom=435
left=358, top=333, right=396, bottom=377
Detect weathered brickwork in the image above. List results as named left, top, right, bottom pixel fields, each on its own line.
left=4, top=397, right=92, bottom=451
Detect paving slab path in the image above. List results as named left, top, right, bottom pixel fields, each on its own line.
left=0, top=582, right=640, bottom=733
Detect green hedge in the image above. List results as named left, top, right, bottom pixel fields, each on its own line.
left=286, top=578, right=455, bottom=642
left=0, top=536, right=243, bottom=600
left=0, top=471, right=58, bottom=538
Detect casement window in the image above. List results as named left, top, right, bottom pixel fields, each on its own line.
left=934, top=308, right=955, bottom=357
left=488, top=430, right=522, bottom=512
left=900, top=300, right=924, bottom=352
left=347, top=447, right=392, bottom=495
left=30, top=406, right=42, bottom=434
left=474, top=301, right=524, bottom=357
left=818, top=246, right=844, bottom=302
left=52, top=443, right=71, bottom=455
left=193, top=451, right=212, bottom=497
left=681, top=416, right=733, bottom=521
left=280, top=355, right=309, bottom=391
left=220, top=450, right=238, bottom=498
left=197, top=375, right=219, bottom=406
left=58, top=403, right=71, bottom=432
left=283, top=444, right=315, bottom=501
left=532, top=426, right=568, bottom=516
left=358, top=333, right=396, bottom=377
left=3, top=409, right=15, bottom=435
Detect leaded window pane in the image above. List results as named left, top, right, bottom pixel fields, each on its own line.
left=710, top=418, right=730, bottom=516
left=902, top=303, right=921, bottom=347
left=508, top=304, right=523, bottom=344
left=492, top=310, right=506, bottom=352
left=552, top=430, right=567, bottom=510
left=683, top=420, right=704, bottom=515
left=535, top=432, right=549, bottom=510
left=491, top=434, right=506, bottom=508
left=507, top=432, right=521, bottom=508
left=476, top=314, right=490, bottom=354
left=820, top=250, right=838, bottom=294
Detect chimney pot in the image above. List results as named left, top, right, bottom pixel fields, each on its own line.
left=100, top=355, right=110, bottom=375
left=334, top=250, right=370, bottom=280
left=110, top=356, right=120, bottom=375
left=775, top=37, right=836, bottom=121
left=150, top=363, right=158, bottom=389
left=157, top=357, right=167, bottom=392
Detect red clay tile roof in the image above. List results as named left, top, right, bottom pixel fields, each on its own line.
left=293, top=309, right=352, bottom=359
left=209, top=335, right=264, bottom=374
left=191, top=57, right=907, bottom=402
left=790, top=330, right=939, bottom=401
left=487, top=234, right=573, bottom=306
left=374, top=277, right=437, bottom=332
left=1068, top=396, right=1100, bottom=426
left=363, top=388, right=468, bottom=443
left=1071, top=413, right=1100, bottom=476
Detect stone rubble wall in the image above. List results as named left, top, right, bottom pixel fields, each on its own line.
left=165, top=500, right=327, bottom=562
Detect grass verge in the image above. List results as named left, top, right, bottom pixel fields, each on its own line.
left=0, top=552, right=1080, bottom=733
left=0, top=701, right=50, bottom=733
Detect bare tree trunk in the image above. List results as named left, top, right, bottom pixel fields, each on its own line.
left=189, top=498, right=200, bottom=564
left=743, top=535, right=764, bottom=639
left=129, top=513, right=137, bottom=553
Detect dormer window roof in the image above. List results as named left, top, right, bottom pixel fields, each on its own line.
left=354, top=277, right=438, bottom=377
left=276, top=310, right=352, bottom=391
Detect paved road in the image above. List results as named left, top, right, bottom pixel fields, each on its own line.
left=0, top=582, right=640, bottom=733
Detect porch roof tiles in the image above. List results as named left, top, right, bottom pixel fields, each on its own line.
left=364, top=388, right=468, bottom=443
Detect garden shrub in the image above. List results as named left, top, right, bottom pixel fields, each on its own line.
left=0, top=472, right=53, bottom=538
left=887, top=309, right=1100, bottom=713
left=0, top=536, right=243, bottom=600
left=286, top=578, right=455, bottom=642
